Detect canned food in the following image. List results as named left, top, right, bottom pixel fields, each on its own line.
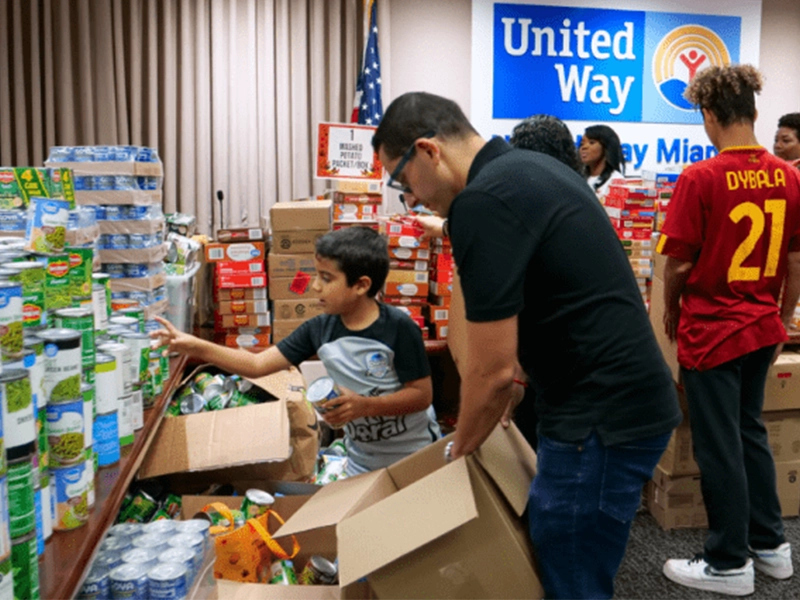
left=191, top=504, right=243, bottom=535
left=104, top=264, right=126, bottom=279
left=77, top=565, right=109, bottom=600
left=36, top=328, right=82, bottom=403
left=163, top=493, right=181, bottom=518
left=100, top=534, right=132, bottom=554
left=95, top=353, right=118, bottom=414
left=126, top=234, right=149, bottom=250
left=3, top=262, right=45, bottom=329
left=119, top=490, right=157, bottom=524
left=0, top=280, right=23, bottom=356
left=147, top=562, right=188, bottom=600
left=299, top=555, right=338, bottom=585
left=150, top=508, right=170, bottom=522
left=92, top=273, right=112, bottom=333
left=11, top=532, right=39, bottom=600
left=8, top=453, right=36, bottom=538
left=34, top=252, right=71, bottom=313
left=0, top=558, right=12, bottom=600
left=305, top=376, right=341, bottom=415
left=109, top=562, right=148, bottom=599
left=158, top=547, right=196, bottom=583
left=172, top=521, right=209, bottom=558
left=1, top=369, right=35, bottom=451
left=179, top=393, right=205, bottom=415
left=240, top=489, right=274, bottom=519
left=33, top=487, right=44, bottom=555
left=131, top=532, right=169, bottom=555
left=46, top=398, right=85, bottom=465
left=109, top=316, right=138, bottom=333
left=119, top=332, right=151, bottom=388
left=39, top=475, right=52, bottom=542
left=94, top=551, right=124, bottom=573
left=25, top=197, right=70, bottom=254
left=84, top=447, right=95, bottom=508
left=52, top=462, right=89, bottom=530
left=103, top=205, right=125, bottom=221
left=82, top=381, right=96, bottom=431
left=111, top=299, right=139, bottom=312
left=130, top=385, right=143, bottom=431
left=269, top=559, right=298, bottom=585
left=0, top=476, right=10, bottom=561
left=121, top=546, right=160, bottom=572
left=109, top=522, right=143, bottom=538
left=66, top=247, right=94, bottom=298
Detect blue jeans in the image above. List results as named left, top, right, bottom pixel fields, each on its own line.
left=528, top=431, right=670, bottom=599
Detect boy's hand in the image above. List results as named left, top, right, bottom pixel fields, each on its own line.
left=319, top=386, right=370, bottom=427
left=151, top=316, right=198, bottom=355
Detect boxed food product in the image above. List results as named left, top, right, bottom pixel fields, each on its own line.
left=205, top=241, right=267, bottom=263
left=269, top=200, right=332, bottom=233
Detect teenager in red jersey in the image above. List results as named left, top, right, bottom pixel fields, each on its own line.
left=660, top=65, right=800, bottom=596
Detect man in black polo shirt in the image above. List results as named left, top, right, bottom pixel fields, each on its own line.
left=373, top=93, right=681, bottom=600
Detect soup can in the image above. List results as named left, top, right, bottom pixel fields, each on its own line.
left=10, top=532, right=38, bottom=600
left=46, top=398, right=84, bottom=465
left=52, top=461, right=89, bottom=531
left=109, top=562, right=148, bottom=600
left=36, top=328, right=82, bottom=403
left=147, top=562, right=188, bottom=600
left=77, top=565, right=109, bottom=600
left=121, top=546, right=159, bottom=572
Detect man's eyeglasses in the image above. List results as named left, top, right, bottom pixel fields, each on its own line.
left=386, top=130, right=436, bottom=193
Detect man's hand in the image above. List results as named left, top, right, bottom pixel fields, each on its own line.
left=500, top=380, right=526, bottom=428
left=664, top=306, right=681, bottom=342
left=411, top=215, right=445, bottom=240
left=151, top=316, right=198, bottom=355
left=319, top=387, right=370, bottom=427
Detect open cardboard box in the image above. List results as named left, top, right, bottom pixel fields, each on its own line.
left=138, top=366, right=318, bottom=485
left=206, top=423, right=541, bottom=599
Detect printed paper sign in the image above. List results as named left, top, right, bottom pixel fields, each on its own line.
left=316, top=123, right=383, bottom=180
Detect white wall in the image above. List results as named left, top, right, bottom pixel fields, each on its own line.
left=387, top=0, right=800, bottom=149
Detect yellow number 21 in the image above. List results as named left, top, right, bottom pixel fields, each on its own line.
left=728, top=200, right=786, bottom=283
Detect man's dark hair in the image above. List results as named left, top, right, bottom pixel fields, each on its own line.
left=510, top=115, right=582, bottom=174
left=315, top=226, right=389, bottom=297
left=583, top=124, right=626, bottom=191
left=684, top=64, right=763, bottom=127
left=778, top=112, right=800, bottom=140
left=372, top=92, right=479, bottom=158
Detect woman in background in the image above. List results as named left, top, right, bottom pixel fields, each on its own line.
left=580, top=124, right=626, bottom=197
left=774, top=112, right=800, bottom=168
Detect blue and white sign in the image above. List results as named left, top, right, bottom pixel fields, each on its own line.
left=473, top=0, right=762, bottom=172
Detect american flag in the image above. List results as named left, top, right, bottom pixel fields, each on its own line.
left=351, top=0, right=383, bottom=125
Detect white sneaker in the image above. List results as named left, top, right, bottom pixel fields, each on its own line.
left=750, top=543, right=793, bottom=579
left=663, top=555, right=755, bottom=596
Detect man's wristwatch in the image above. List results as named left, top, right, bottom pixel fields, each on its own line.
left=442, top=218, right=450, bottom=238
left=444, top=441, right=455, bottom=463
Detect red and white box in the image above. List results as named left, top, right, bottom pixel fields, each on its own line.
left=214, top=273, right=267, bottom=289
left=215, top=260, right=266, bottom=276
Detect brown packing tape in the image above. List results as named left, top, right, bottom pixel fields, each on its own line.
left=98, top=218, right=165, bottom=235
left=74, top=190, right=163, bottom=206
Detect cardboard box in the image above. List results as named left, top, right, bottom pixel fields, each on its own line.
left=330, top=179, right=382, bottom=195
left=269, top=277, right=323, bottom=300
left=393, top=305, right=424, bottom=319
left=216, top=227, right=265, bottom=243
left=214, top=260, right=265, bottom=276
left=334, top=203, right=379, bottom=221
left=272, top=230, right=328, bottom=254
left=776, top=460, right=800, bottom=517
left=388, top=247, right=429, bottom=261
left=433, top=322, right=448, bottom=340
left=383, top=281, right=429, bottom=298
left=430, top=281, right=452, bottom=296
left=214, top=273, right=267, bottom=289
left=389, top=259, right=429, bottom=271
left=648, top=466, right=707, bottom=530
left=215, top=332, right=272, bottom=349
left=427, top=307, right=450, bottom=323
left=270, top=200, right=332, bottom=232
left=386, top=235, right=429, bottom=249
left=658, top=418, right=698, bottom=476
left=272, top=298, right=325, bottom=321
left=430, top=269, right=454, bottom=285
left=205, top=241, right=267, bottom=263
left=332, top=191, right=383, bottom=205
left=217, top=299, right=269, bottom=315
left=272, top=424, right=543, bottom=599
left=214, top=287, right=268, bottom=301
left=139, top=368, right=316, bottom=480
left=214, top=313, right=271, bottom=329
left=271, top=319, right=307, bottom=344
left=385, top=269, right=429, bottom=285
left=764, top=353, right=800, bottom=412
left=765, top=411, right=800, bottom=462
left=268, top=253, right=316, bottom=279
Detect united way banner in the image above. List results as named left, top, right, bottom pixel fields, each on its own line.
left=472, top=0, right=762, bottom=172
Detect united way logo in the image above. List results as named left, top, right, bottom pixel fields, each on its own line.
left=652, top=25, right=731, bottom=111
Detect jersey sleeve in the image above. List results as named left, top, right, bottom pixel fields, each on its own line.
left=450, top=190, right=534, bottom=322
left=786, top=166, right=800, bottom=253
left=391, top=312, right=431, bottom=383
left=275, top=317, right=321, bottom=366
left=657, top=170, right=705, bottom=262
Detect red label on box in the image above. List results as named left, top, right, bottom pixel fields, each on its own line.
left=215, top=260, right=266, bottom=275
left=290, top=271, right=312, bottom=294
left=215, top=273, right=268, bottom=289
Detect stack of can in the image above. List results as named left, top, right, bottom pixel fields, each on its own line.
left=168, top=372, right=259, bottom=417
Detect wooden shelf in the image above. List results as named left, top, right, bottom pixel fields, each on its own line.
left=39, top=354, right=188, bottom=600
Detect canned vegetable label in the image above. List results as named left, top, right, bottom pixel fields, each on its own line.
left=305, top=376, right=340, bottom=414
left=53, top=308, right=95, bottom=371
left=52, top=462, right=88, bottom=530
left=0, top=477, right=10, bottom=561
left=91, top=283, right=109, bottom=334
left=241, top=489, right=274, bottom=519
left=46, top=399, right=84, bottom=465
left=11, top=533, right=39, bottom=600
left=94, top=353, right=118, bottom=414
left=93, top=411, right=120, bottom=468
left=269, top=559, right=298, bottom=585
left=38, top=253, right=72, bottom=312
left=0, top=281, right=23, bottom=356
left=1, top=369, right=35, bottom=450
left=37, top=328, right=82, bottom=403
left=0, top=557, right=13, bottom=600
left=120, top=490, right=157, bottom=524
left=8, top=457, right=35, bottom=538
left=3, top=263, right=45, bottom=329
left=67, top=247, right=93, bottom=298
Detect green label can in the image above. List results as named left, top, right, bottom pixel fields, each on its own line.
left=240, top=489, right=275, bottom=519
left=2, top=262, right=45, bottom=329
left=66, top=247, right=93, bottom=299
left=119, top=490, right=157, bottom=524
left=36, top=328, right=82, bottom=403
left=91, top=282, right=109, bottom=334
left=0, top=556, right=14, bottom=600
left=45, top=399, right=84, bottom=465
left=119, top=331, right=151, bottom=387
left=268, top=559, right=298, bottom=585
left=148, top=351, right=163, bottom=398
left=119, top=306, right=145, bottom=333
left=0, top=476, right=11, bottom=561
left=81, top=381, right=96, bottom=429
left=0, top=281, right=23, bottom=357
left=0, top=369, right=34, bottom=451
left=94, top=353, right=118, bottom=414
left=7, top=455, right=35, bottom=538
left=11, top=532, right=39, bottom=600
left=53, top=307, right=95, bottom=371
left=52, top=462, right=88, bottom=531
left=34, top=253, right=71, bottom=313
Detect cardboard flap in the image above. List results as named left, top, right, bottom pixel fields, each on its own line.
left=214, top=578, right=342, bottom=599
left=274, top=470, right=395, bottom=538
left=474, top=422, right=537, bottom=516
left=248, top=368, right=305, bottom=402
left=139, top=401, right=290, bottom=478
left=336, top=458, right=478, bottom=587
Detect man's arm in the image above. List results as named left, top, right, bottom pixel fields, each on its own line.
left=780, top=251, right=800, bottom=328
left=152, top=316, right=292, bottom=378
left=319, top=376, right=433, bottom=427
left=663, top=256, right=694, bottom=341
left=450, top=315, right=519, bottom=459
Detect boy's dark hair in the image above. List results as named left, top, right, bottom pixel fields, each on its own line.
left=372, top=92, right=479, bottom=159
left=778, top=113, right=800, bottom=139
left=583, top=124, right=626, bottom=190
left=684, top=64, right=764, bottom=127
left=315, top=226, right=389, bottom=297
left=510, top=114, right=582, bottom=174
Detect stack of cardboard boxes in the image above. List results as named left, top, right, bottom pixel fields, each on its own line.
left=206, top=231, right=270, bottom=349
left=380, top=218, right=430, bottom=339
left=331, top=184, right=382, bottom=231
left=648, top=253, right=800, bottom=529
left=267, top=200, right=332, bottom=344
left=427, top=236, right=453, bottom=340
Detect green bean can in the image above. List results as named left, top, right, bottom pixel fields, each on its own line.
left=81, top=381, right=95, bottom=428
left=34, top=252, right=71, bottom=314
left=92, top=272, right=112, bottom=319
left=119, top=306, right=145, bottom=333
left=159, top=348, right=170, bottom=384
left=0, top=476, right=11, bottom=561
left=268, top=559, right=298, bottom=585
left=0, top=281, right=23, bottom=358
left=36, top=328, right=82, bottom=404
left=11, top=532, right=38, bottom=600
left=119, top=331, right=151, bottom=387
left=148, top=351, right=163, bottom=399
left=120, top=490, right=157, bottom=524
left=45, top=399, right=84, bottom=466
left=7, top=451, right=35, bottom=538
left=91, top=282, right=109, bottom=335
left=0, top=556, right=13, bottom=600
left=1, top=369, right=35, bottom=451
left=84, top=447, right=95, bottom=508
left=2, top=262, right=45, bottom=329
left=53, top=307, right=95, bottom=372
left=66, top=247, right=93, bottom=299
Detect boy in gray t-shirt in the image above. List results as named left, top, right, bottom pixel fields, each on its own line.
left=153, top=227, right=439, bottom=475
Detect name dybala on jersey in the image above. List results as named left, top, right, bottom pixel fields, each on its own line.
left=658, top=147, right=800, bottom=371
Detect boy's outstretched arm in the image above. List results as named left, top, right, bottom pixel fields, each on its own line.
left=319, top=376, right=433, bottom=428
left=151, top=316, right=292, bottom=379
